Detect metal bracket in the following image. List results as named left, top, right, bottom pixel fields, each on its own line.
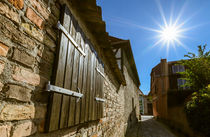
left=95, top=97, right=105, bottom=102
left=57, top=21, right=86, bottom=57
left=96, top=67, right=105, bottom=78
left=46, top=81, right=83, bottom=99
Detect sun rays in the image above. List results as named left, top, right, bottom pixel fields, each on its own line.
left=103, top=0, right=202, bottom=57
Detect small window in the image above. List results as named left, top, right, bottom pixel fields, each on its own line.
left=172, top=65, right=185, bottom=73
left=132, top=97, right=134, bottom=110
left=177, top=78, right=188, bottom=90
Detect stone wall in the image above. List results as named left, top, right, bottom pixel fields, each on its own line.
left=123, top=66, right=140, bottom=131
left=0, top=0, right=140, bottom=137
left=123, top=53, right=140, bottom=131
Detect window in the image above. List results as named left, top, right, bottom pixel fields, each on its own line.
left=132, top=97, right=134, bottom=110
left=172, top=65, right=185, bottom=73
left=177, top=78, right=188, bottom=90
left=46, top=5, right=104, bottom=132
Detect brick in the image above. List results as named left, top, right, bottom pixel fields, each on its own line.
left=37, top=45, right=44, bottom=57
left=6, top=84, right=31, bottom=102
left=35, top=104, right=47, bottom=119
left=0, top=42, right=9, bottom=57
left=12, top=49, right=35, bottom=67
left=42, top=50, right=54, bottom=64
left=21, top=23, right=44, bottom=42
left=46, top=26, right=57, bottom=41
left=0, top=15, right=36, bottom=49
left=37, top=75, right=48, bottom=89
left=40, top=60, right=53, bottom=78
left=29, top=0, right=49, bottom=20
left=12, top=67, right=40, bottom=86
left=0, top=2, right=20, bottom=23
left=91, top=134, right=97, bottom=137
left=8, top=0, right=24, bottom=10
left=0, top=60, right=5, bottom=75
left=51, top=4, right=60, bottom=19
left=0, top=103, right=35, bottom=121
left=0, top=82, right=4, bottom=91
left=43, top=35, right=56, bottom=51
left=12, top=121, right=37, bottom=137
left=26, top=7, right=44, bottom=29
left=38, top=119, right=45, bottom=132
left=0, top=124, right=11, bottom=137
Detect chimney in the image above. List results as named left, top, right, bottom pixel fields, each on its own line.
left=161, top=59, right=167, bottom=63
left=160, top=59, right=168, bottom=75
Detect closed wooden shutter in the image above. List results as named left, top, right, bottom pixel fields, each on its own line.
left=46, top=5, right=104, bottom=132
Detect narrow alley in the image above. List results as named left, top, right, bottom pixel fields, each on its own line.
left=125, top=116, right=177, bottom=137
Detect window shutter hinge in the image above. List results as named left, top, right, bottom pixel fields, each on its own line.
left=95, top=97, right=105, bottom=102
left=46, top=81, right=83, bottom=99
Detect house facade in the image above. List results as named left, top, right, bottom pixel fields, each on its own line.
left=150, top=59, right=194, bottom=136
left=142, top=94, right=153, bottom=115
left=0, top=0, right=140, bottom=137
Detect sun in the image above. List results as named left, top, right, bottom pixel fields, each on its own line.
left=145, top=0, right=198, bottom=53
left=160, top=25, right=179, bottom=42
left=151, top=21, right=185, bottom=50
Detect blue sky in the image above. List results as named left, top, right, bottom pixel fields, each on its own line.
left=97, top=0, right=210, bottom=95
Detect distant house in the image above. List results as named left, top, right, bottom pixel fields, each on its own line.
left=139, top=92, right=144, bottom=115
left=150, top=59, right=194, bottom=136
left=143, top=93, right=153, bottom=115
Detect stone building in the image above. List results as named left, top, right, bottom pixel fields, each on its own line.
left=150, top=59, right=194, bottom=136
left=0, top=0, right=141, bottom=137
left=142, top=94, right=153, bottom=115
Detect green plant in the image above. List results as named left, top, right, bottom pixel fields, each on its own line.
left=185, top=87, right=210, bottom=137
left=179, top=45, right=210, bottom=136
left=179, top=44, right=210, bottom=90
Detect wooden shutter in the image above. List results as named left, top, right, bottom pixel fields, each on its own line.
left=46, top=5, right=104, bottom=132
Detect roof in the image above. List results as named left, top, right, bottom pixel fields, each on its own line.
left=70, top=0, right=126, bottom=85
left=109, top=36, right=141, bottom=87
left=151, top=59, right=182, bottom=74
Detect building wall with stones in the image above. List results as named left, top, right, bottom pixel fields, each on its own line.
left=123, top=52, right=140, bottom=130
left=0, top=0, right=140, bottom=137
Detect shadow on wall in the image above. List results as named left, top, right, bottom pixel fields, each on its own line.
left=124, top=107, right=138, bottom=136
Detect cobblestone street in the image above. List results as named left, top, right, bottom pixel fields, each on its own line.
left=125, top=116, right=177, bottom=137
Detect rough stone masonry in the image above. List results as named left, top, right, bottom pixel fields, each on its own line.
left=0, top=0, right=141, bottom=137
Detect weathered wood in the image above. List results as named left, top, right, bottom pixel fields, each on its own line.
left=46, top=5, right=106, bottom=131
left=75, top=32, right=85, bottom=125
left=94, top=60, right=99, bottom=120
left=85, top=47, right=92, bottom=122
left=88, top=53, right=95, bottom=121
left=47, top=5, right=70, bottom=132
left=68, top=22, right=80, bottom=127
left=99, top=63, right=104, bottom=118
left=60, top=19, right=75, bottom=129
left=80, top=43, right=89, bottom=123
left=91, top=55, right=97, bottom=120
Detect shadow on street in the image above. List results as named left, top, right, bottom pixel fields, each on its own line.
left=125, top=115, right=177, bottom=137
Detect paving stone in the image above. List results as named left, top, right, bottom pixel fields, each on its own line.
left=125, top=116, right=177, bottom=137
